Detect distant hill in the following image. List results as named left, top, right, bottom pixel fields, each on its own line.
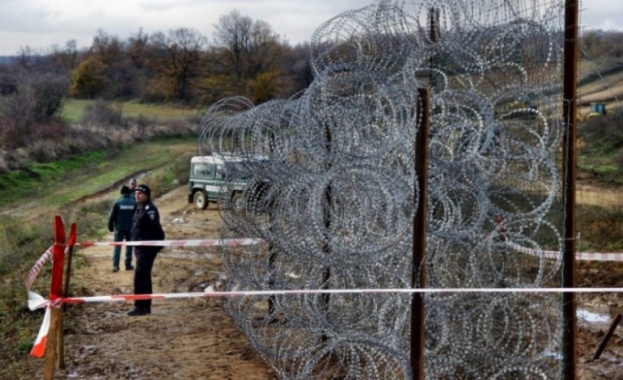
left=0, top=56, right=15, bottom=65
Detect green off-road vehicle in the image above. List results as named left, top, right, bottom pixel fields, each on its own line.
left=187, top=154, right=269, bottom=210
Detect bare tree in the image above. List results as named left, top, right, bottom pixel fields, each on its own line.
left=128, top=28, right=150, bottom=70
left=246, top=20, right=282, bottom=78
left=213, top=10, right=253, bottom=80
left=280, top=42, right=313, bottom=95
left=212, top=10, right=285, bottom=101
left=49, top=39, right=79, bottom=73
left=77, top=30, right=132, bottom=98
left=149, top=28, right=208, bottom=102
left=16, top=46, right=38, bottom=70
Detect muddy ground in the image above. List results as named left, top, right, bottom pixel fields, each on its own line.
left=29, top=186, right=623, bottom=379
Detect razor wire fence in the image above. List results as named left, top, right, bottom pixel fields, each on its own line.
left=199, top=0, right=567, bottom=378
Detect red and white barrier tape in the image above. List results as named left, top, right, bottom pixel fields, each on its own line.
left=45, top=286, right=623, bottom=307
left=506, top=242, right=623, bottom=262
left=25, top=246, right=53, bottom=291
left=74, top=237, right=623, bottom=261
left=77, top=238, right=263, bottom=248
left=25, top=247, right=65, bottom=358
left=28, top=292, right=64, bottom=358
left=577, top=252, right=623, bottom=261
left=23, top=237, right=623, bottom=358
left=30, top=301, right=49, bottom=358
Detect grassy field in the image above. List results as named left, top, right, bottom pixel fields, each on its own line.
left=0, top=138, right=197, bottom=210
left=62, top=99, right=203, bottom=123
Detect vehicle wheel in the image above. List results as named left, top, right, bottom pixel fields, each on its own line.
left=193, top=191, right=208, bottom=210
left=231, top=192, right=245, bottom=212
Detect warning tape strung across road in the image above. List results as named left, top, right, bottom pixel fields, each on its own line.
left=506, top=242, right=623, bottom=262
left=75, top=238, right=623, bottom=261
left=23, top=239, right=623, bottom=305
left=576, top=252, right=623, bottom=261
left=21, top=239, right=623, bottom=358
left=77, top=238, right=264, bottom=248
left=24, top=239, right=623, bottom=294
left=24, top=239, right=262, bottom=304
left=42, top=286, right=623, bottom=307
left=28, top=282, right=623, bottom=357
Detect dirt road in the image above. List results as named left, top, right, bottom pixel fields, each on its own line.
left=50, top=186, right=278, bottom=380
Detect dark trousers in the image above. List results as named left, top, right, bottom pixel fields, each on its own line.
left=112, top=229, right=133, bottom=268
left=134, top=248, right=158, bottom=309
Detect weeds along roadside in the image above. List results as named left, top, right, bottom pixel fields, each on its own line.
left=0, top=139, right=194, bottom=379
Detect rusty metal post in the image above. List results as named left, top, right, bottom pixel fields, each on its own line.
left=562, top=0, right=579, bottom=379
left=267, top=133, right=277, bottom=318
left=321, top=122, right=333, bottom=343
left=411, top=88, right=430, bottom=379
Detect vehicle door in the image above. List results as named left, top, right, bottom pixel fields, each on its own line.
left=191, top=162, right=219, bottom=201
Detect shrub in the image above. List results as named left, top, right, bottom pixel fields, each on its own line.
left=27, top=140, right=60, bottom=162
left=0, top=150, right=8, bottom=173
left=81, top=98, right=124, bottom=127
left=35, top=119, right=68, bottom=143
left=0, top=71, right=69, bottom=149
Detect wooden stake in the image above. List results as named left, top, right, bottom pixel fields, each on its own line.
left=43, top=216, right=66, bottom=380
left=44, top=308, right=62, bottom=380
left=58, top=223, right=77, bottom=369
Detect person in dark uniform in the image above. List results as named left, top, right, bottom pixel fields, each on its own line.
left=128, top=178, right=137, bottom=192
left=107, top=185, right=136, bottom=272
left=128, top=184, right=165, bottom=316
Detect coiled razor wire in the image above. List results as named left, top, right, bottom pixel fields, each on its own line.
left=198, top=0, right=566, bottom=378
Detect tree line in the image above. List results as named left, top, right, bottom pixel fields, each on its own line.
left=0, top=10, right=313, bottom=156
left=3, top=10, right=312, bottom=106
left=0, top=14, right=621, bottom=161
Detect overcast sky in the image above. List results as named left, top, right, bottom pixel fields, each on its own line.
left=0, top=0, right=619, bottom=56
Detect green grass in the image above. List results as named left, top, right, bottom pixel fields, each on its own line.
left=0, top=138, right=197, bottom=209
left=62, top=99, right=202, bottom=123
left=578, top=163, right=619, bottom=174
left=578, top=140, right=622, bottom=179
left=120, top=101, right=202, bottom=120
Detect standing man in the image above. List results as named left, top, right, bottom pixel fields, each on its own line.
left=107, top=185, right=136, bottom=272
left=128, top=184, right=165, bottom=316
left=129, top=178, right=138, bottom=192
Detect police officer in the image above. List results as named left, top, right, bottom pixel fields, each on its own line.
left=128, top=184, right=165, bottom=316
left=107, top=185, right=136, bottom=272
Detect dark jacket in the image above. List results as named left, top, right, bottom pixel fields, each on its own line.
left=107, top=193, right=136, bottom=232
left=131, top=200, right=165, bottom=244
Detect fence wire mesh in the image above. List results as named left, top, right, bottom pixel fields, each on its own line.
left=199, top=0, right=566, bottom=378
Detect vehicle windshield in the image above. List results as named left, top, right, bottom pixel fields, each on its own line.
left=223, top=160, right=268, bottom=180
